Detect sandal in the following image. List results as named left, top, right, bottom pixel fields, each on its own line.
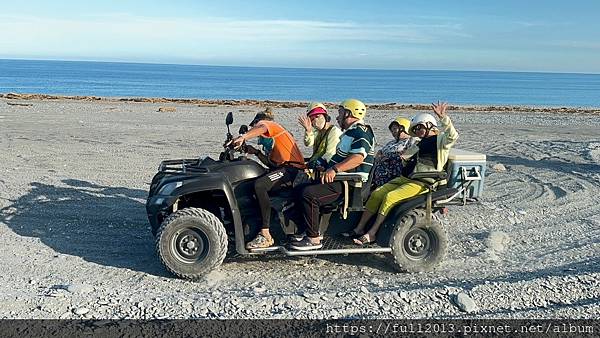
left=341, top=229, right=364, bottom=238
left=353, top=234, right=375, bottom=246
left=246, top=234, right=275, bottom=249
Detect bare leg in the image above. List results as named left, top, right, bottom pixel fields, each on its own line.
left=364, top=213, right=386, bottom=239
left=353, top=210, right=375, bottom=234
left=259, top=228, right=272, bottom=241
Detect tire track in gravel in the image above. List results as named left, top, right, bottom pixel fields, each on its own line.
left=484, top=139, right=600, bottom=201
left=484, top=165, right=600, bottom=230
left=483, top=176, right=600, bottom=274
left=459, top=136, right=600, bottom=282
left=485, top=174, right=548, bottom=206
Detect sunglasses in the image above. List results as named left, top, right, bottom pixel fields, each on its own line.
left=411, top=124, right=426, bottom=133
left=389, top=125, right=406, bottom=133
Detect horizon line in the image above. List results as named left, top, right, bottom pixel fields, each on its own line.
left=2, top=57, right=600, bottom=76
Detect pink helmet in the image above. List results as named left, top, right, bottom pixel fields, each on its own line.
left=307, top=106, right=327, bottom=118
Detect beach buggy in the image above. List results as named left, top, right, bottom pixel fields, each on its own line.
left=146, top=112, right=486, bottom=280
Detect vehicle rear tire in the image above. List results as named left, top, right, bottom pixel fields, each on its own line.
left=156, top=207, right=228, bottom=280
left=389, top=208, right=448, bottom=273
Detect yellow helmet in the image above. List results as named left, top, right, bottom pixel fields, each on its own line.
left=389, top=117, right=411, bottom=133
left=307, top=102, right=327, bottom=113
left=339, top=99, right=366, bottom=119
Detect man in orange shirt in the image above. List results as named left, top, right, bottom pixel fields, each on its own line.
left=230, top=108, right=305, bottom=249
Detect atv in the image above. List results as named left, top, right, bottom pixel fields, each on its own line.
left=146, top=112, right=485, bottom=280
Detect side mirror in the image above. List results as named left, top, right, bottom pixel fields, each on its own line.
left=226, top=112, right=234, bottom=125
left=238, top=125, right=249, bottom=134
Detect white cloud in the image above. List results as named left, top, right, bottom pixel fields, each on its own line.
left=546, top=40, right=600, bottom=50
left=0, top=14, right=468, bottom=61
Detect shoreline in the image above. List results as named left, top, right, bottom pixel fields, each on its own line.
left=2, top=92, right=600, bottom=114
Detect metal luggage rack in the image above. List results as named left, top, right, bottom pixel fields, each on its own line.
left=436, top=166, right=482, bottom=206
left=158, top=158, right=209, bottom=174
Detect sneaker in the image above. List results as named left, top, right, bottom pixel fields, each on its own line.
left=289, top=232, right=306, bottom=242
left=290, top=237, right=322, bottom=251
left=246, top=234, right=275, bottom=250
left=290, top=233, right=325, bottom=242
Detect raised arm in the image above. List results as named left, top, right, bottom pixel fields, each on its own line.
left=230, top=124, right=269, bottom=148
left=432, top=101, right=458, bottom=149
left=298, top=115, right=315, bottom=146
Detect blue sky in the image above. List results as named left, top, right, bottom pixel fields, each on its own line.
left=1, top=0, right=599, bottom=73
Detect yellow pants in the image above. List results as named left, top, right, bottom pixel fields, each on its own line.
left=365, top=176, right=429, bottom=216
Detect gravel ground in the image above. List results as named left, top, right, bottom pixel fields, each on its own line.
left=0, top=98, right=599, bottom=319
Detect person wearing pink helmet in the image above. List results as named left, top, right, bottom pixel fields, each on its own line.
left=298, top=102, right=342, bottom=170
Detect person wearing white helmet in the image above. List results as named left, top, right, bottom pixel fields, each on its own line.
left=348, top=101, right=459, bottom=246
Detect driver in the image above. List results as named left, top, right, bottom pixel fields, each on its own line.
left=229, top=108, right=305, bottom=249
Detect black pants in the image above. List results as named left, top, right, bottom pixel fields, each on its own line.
left=301, top=182, right=344, bottom=238
left=255, top=167, right=298, bottom=229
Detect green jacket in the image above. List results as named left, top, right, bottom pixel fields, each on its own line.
left=402, top=115, right=459, bottom=181
left=304, top=125, right=343, bottom=163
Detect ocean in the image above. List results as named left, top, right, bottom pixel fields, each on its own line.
left=1, top=59, right=599, bottom=107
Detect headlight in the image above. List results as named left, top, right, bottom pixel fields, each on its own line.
left=158, top=181, right=183, bottom=195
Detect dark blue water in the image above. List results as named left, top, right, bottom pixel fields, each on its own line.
left=1, top=59, right=599, bottom=107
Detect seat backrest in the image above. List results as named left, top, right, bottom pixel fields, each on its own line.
left=361, top=166, right=374, bottom=202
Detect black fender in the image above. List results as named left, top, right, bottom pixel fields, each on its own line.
left=147, top=172, right=249, bottom=255
left=376, top=188, right=458, bottom=246
left=176, top=173, right=250, bottom=255
left=376, top=196, right=428, bottom=246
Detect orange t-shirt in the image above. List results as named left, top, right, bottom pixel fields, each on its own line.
left=255, top=120, right=305, bottom=168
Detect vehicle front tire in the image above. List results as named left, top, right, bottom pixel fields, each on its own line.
left=156, top=207, right=228, bottom=280
left=389, top=208, right=448, bottom=273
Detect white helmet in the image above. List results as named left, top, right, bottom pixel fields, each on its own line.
left=409, top=113, right=438, bottom=136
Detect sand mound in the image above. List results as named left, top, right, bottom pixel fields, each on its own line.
left=486, top=231, right=511, bottom=252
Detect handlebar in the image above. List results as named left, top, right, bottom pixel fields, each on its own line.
left=220, top=135, right=249, bottom=162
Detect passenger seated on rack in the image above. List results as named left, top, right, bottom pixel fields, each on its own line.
left=346, top=101, right=459, bottom=246
left=371, top=116, right=419, bottom=190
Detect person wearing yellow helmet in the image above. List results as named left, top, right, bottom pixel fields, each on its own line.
left=370, top=116, right=419, bottom=189
left=348, top=101, right=459, bottom=246
left=337, top=98, right=366, bottom=123
left=291, top=99, right=375, bottom=251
